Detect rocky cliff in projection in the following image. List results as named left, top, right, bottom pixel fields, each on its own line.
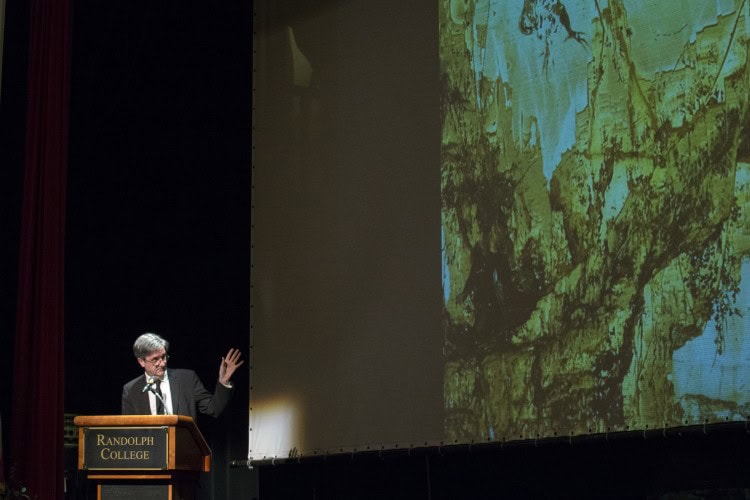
left=440, top=0, right=750, bottom=442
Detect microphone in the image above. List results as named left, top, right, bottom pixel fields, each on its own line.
left=143, top=377, right=169, bottom=414
left=142, top=377, right=154, bottom=393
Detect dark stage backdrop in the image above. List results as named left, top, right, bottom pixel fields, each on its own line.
left=0, top=0, right=6, bottom=101
left=251, top=0, right=750, bottom=459
left=65, top=0, right=251, bottom=415
left=62, top=1, right=252, bottom=497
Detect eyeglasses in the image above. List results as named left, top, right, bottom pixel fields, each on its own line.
left=142, top=354, right=170, bottom=365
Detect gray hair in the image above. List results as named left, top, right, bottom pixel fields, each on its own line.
left=133, top=332, right=170, bottom=359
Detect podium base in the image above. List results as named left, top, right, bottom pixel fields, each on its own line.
left=100, top=484, right=170, bottom=500
left=89, top=475, right=198, bottom=500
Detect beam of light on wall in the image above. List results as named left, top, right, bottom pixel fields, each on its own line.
left=288, top=27, right=312, bottom=88
left=248, top=396, right=301, bottom=460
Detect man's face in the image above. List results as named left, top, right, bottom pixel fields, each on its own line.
left=137, top=347, right=168, bottom=378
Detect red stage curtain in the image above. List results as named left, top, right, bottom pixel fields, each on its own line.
left=9, top=0, right=71, bottom=497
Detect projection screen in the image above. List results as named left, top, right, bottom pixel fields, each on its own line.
left=250, top=0, right=750, bottom=460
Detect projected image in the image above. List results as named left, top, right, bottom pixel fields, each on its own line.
left=441, top=0, right=750, bottom=441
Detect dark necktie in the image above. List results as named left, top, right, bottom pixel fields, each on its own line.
left=154, top=379, right=165, bottom=415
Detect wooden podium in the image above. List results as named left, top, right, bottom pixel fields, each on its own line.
left=74, top=415, right=211, bottom=500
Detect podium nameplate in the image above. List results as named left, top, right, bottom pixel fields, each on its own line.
left=82, top=426, right=169, bottom=470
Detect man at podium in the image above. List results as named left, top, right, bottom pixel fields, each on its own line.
left=121, top=332, right=244, bottom=421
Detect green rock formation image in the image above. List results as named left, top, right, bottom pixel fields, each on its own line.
left=441, top=0, right=750, bottom=441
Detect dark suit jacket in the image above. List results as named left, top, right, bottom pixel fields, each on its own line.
left=121, top=368, right=232, bottom=422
